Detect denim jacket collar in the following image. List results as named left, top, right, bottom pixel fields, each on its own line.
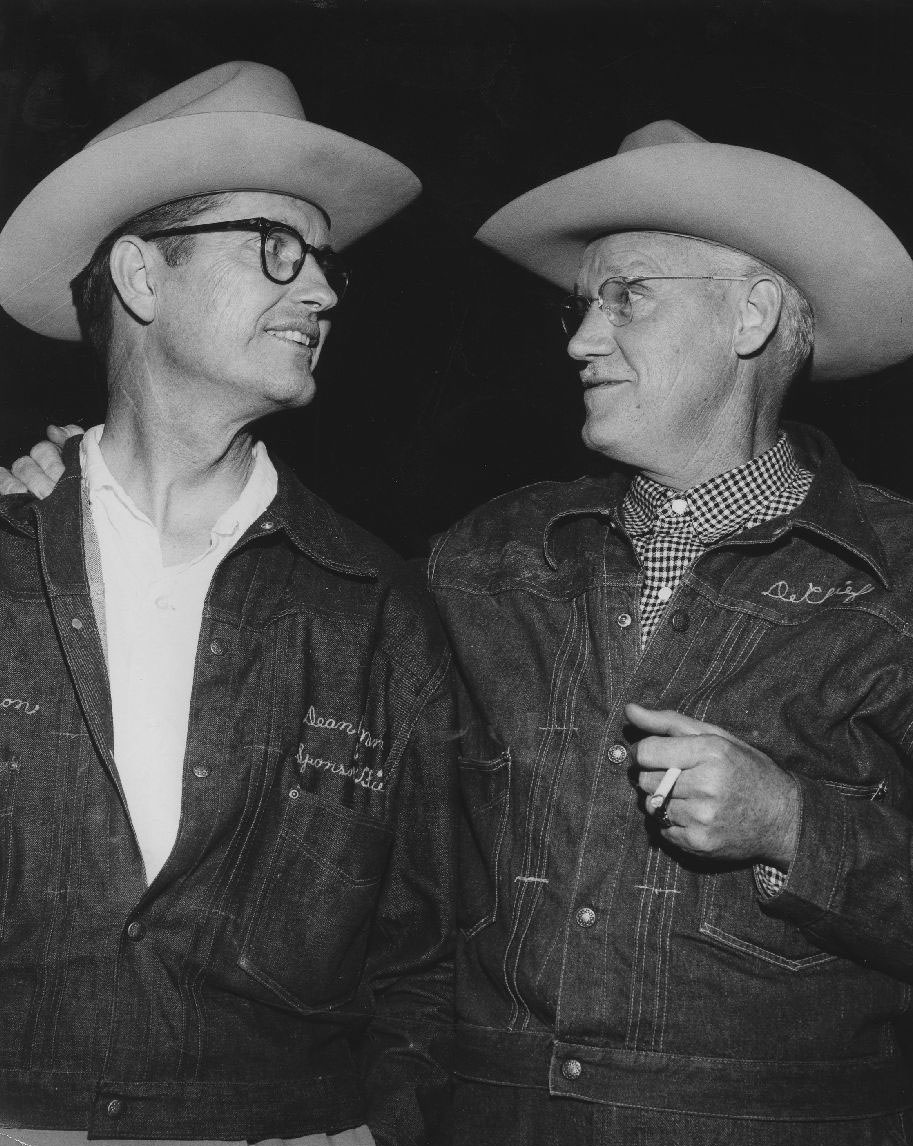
left=542, top=423, right=891, bottom=588
left=0, top=435, right=379, bottom=580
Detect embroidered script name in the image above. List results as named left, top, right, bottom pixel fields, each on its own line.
left=762, top=579, right=874, bottom=606
left=296, top=747, right=385, bottom=792
left=303, top=705, right=383, bottom=751
left=0, top=697, right=39, bottom=715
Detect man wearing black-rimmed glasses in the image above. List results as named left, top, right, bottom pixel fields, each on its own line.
left=0, top=62, right=456, bottom=1146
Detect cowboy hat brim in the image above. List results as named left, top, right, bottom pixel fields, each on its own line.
left=0, top=111, right=420, bottom=340
left=475, top=141, right=913, bottom=382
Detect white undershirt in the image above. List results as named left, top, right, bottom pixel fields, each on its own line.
left=81, top=424, right=278, bottom=883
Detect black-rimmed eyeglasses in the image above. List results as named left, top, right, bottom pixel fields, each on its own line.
left=559, top=274, right=749, bottom=336
left=140, top=217, right=350, bottom=301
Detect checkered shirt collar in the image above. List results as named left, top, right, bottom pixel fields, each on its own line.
left=622, top=434, right=804, bottom=543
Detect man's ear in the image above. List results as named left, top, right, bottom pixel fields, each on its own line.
left=109, top=236, right=157, bottom=325
left=733, top=276, right=782, bottom=360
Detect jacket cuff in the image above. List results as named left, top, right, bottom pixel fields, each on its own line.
left=755, top=770, right=849, bottom=925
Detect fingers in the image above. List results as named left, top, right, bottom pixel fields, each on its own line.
left=632, top=733, right=712, bottom=773
left=10, top=455, right=57, bottom=499
left=625, top=702, right=734, bottom=742
left=47, top=423, right=83, bottom=448
left=30, top=440, right=66, bottom=481
left=0, top=425, right=79, bottom=500
left=0, top=467, right=28, bottom=495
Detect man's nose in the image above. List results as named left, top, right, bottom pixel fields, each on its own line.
left=288, top=253, right=338, bottom=312
left=566, top=302, right=617, bottom=361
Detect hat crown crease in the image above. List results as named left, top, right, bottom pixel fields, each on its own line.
left=88, top=61, right=306, bottom=150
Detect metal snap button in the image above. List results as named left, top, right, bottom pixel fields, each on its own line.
left=209, top=639, right=224, bottom=656
left=607, top=743, right=628, bottom=764
left=261, top=520, right=274, bottom=531
left=193, top=765, right=210, bottom=779
left=289, top=787, right=300, bottom=800
left=106, top=1098, right=123, bottom=1118
left=575, top=906, right=597, bottom=928
left=671, top=610, right=690, bottom=632
left=616, top=613, right=632, bottom=629
left=561, top=1058, right=582, bottom=1081
left=126, top=921, right=144, bottom=941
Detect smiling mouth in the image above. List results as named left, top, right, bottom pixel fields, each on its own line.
left=266, top=329, right=319, bottom=350
left=582, top=376, right=628, bottom=391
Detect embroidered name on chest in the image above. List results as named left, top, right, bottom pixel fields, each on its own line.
left=296, top=746, right=385, bottom=792
left=303, top=705, right=384, bottom=750
left=762, top=579, right=874, bottom=606
left=0, top=697, right=39, bottom=715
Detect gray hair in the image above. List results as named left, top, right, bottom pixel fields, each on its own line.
left=663, top=232, right=814, bottom=384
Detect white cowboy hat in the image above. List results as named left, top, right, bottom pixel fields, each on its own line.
left=474, top=120, right=913, bottom=382
left=0, top=60, right=421, bottom=340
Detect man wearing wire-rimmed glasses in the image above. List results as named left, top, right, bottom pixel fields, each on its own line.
left=0, top=62, right=457, bottom=1146
left=429, top=119, right=913, bottom=1143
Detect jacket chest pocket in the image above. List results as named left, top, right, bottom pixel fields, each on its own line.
left=699, top=866, right=839, bottom=971
left=239, top=791, right=393, bottom=1012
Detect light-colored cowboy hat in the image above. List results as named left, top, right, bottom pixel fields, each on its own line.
left=475, top=120, right=913, bottom=382
left=0, top=60, right=421, bottom=340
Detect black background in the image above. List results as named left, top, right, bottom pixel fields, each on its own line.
left=1, top=0, right=912, bottom=555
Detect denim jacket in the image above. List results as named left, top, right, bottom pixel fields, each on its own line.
left=0, top=440, right=456, bottom=1145
left=428, top=423, right=913, bottom=1122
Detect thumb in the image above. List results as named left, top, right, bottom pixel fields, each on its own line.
left=624, top=702, right=729, bottom=739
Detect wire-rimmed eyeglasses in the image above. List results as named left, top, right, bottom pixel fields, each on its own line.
left=140, top=217, right=350, bottom=302
left=559, top=275, right=750, bottom=336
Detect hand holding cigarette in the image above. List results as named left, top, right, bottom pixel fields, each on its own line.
left=624, top=702, right=800, bottom=867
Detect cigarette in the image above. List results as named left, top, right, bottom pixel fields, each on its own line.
left=648, top=767, right=682, bottom=809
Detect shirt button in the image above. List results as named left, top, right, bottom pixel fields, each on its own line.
left=671, top=609, right=690, bottom=632
left=70, top=617, right=83, bottom=630
left=193, top=765, right=210, bottom=779
left=289, top=787, right=301, bottom=800
left=670, top=498, right=688, bottom=515
left=106, top=1098, right=123, bottom=1118
left=575, top=906, right=597, bottom=928
left=607, top=743, right=628, bottom=764
left=616, top=613, right=633, bottom=629
left=155, top=596, right=170, bottom=611
left=126, top=921, right=144, bottom=941
left=657, top=585, right=673, bottom=603
left=561, top=1059, right=583, bottom=1081
left=209, top=639, right=224, bottom=656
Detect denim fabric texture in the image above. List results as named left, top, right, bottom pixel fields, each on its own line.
left=428, top=423, right=913, bottom=1134
left=440, top=1080, right=912, bottom=1146
left=0, top=439, right=457, bottom=1145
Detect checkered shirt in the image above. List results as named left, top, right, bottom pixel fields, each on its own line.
left=621, top=433, right=814, bottom=896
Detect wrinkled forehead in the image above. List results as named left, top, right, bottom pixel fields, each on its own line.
left=195, top=189, right=332, bottom=242
left=576, top=230, right=731, bottom=287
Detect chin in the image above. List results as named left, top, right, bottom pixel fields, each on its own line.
left=581, top=414, right=620, bottom=458
left=265, top=369, right=318, bottom=409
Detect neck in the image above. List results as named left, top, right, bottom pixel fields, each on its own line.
left=638, top=382, right=781, bottom=490
left=639, top=426, right=779, bottom=490
left=100, top=389, right=257, bottom=565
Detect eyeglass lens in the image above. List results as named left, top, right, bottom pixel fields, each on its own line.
left=559, top=279, right=633, bottom=336
left=263, top=225, right=349, bottom=300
